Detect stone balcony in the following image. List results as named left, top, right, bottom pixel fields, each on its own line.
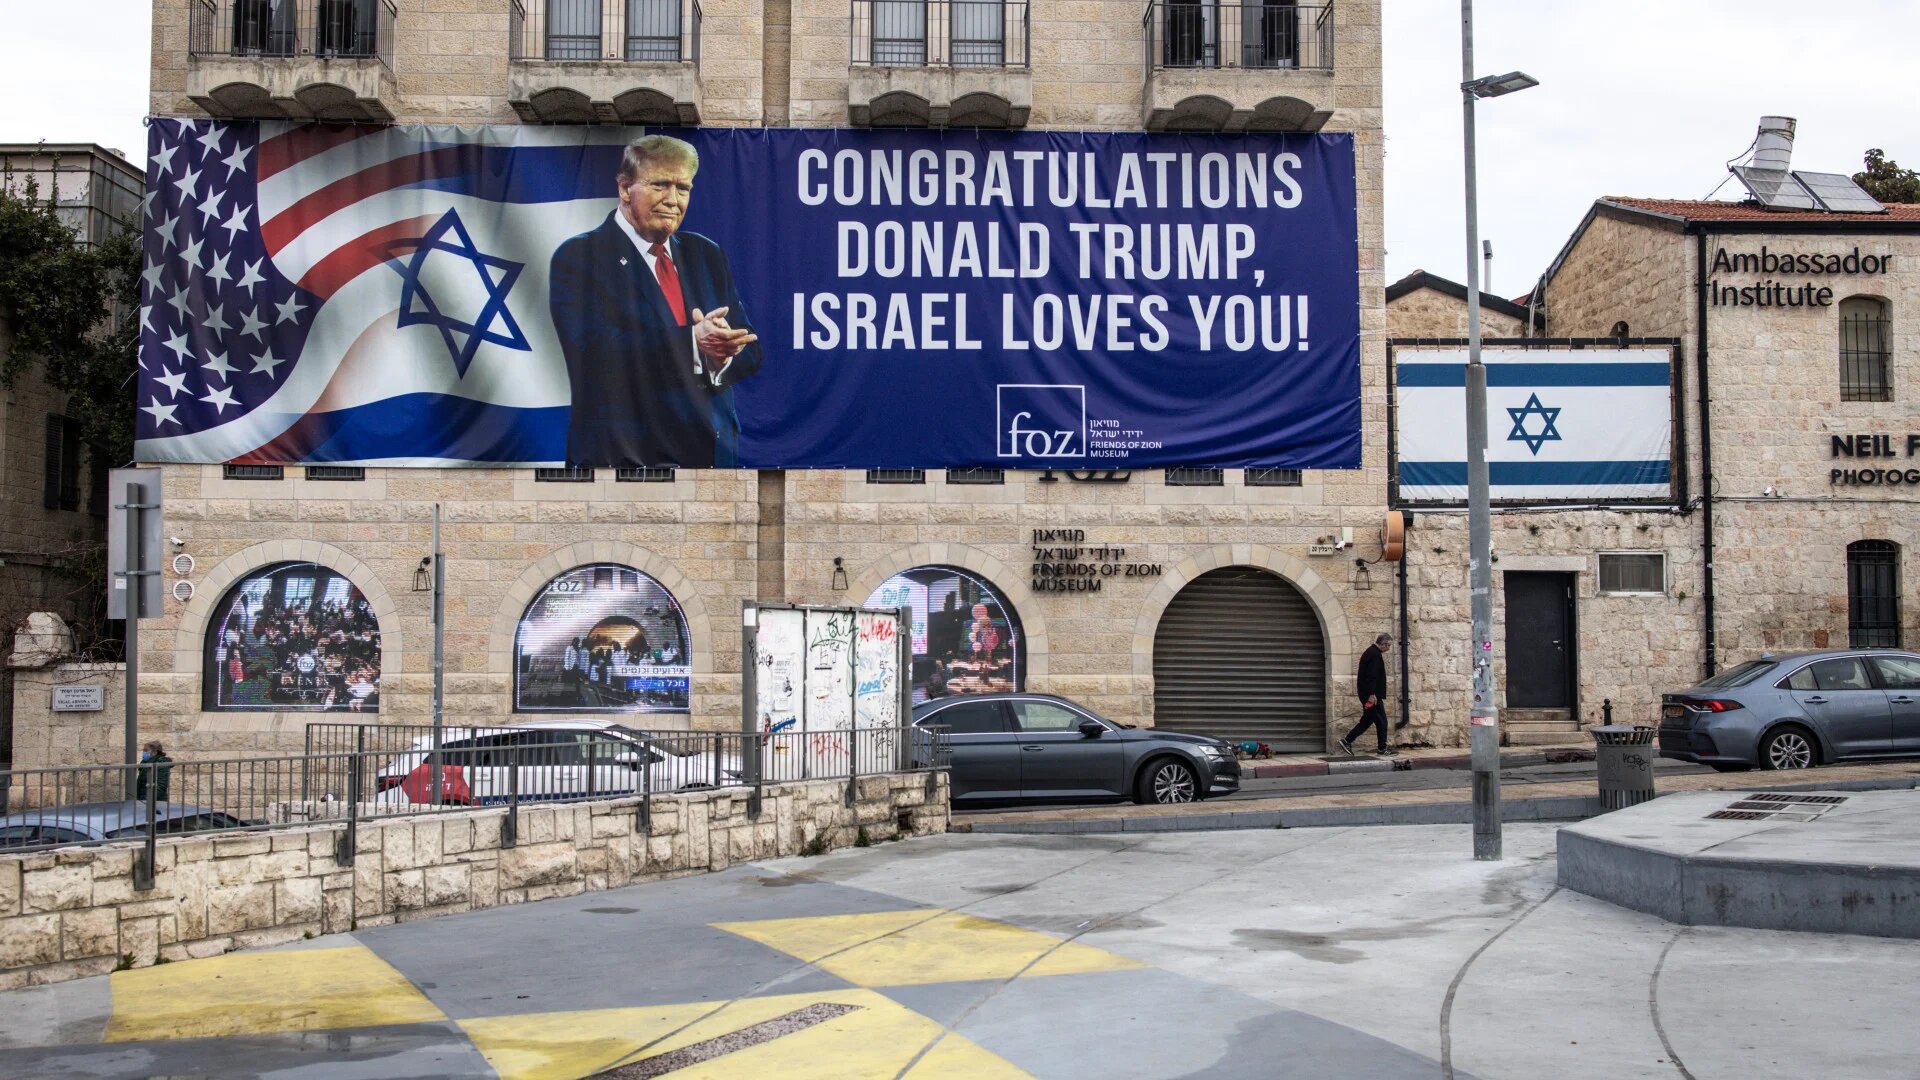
left=1141, top=0, right=1337, bottom=131
left=507, top=0, right=704, bottom=123
left=848, top=67, right=1031, bottom=128
left=846, top=0, right=1031, bottom=128
left=508, top=60, right=703, bottom=125
left=186, top=0, right=399, bottom=121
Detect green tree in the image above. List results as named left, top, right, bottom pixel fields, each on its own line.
left=1852, top=148, right=1920, bottom=205
left=0, top=174, right=141, bottom=465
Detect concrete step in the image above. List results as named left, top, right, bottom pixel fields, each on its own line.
left=1507, top=729, right=1590, bottom=746
left=1504, top=708, right=1574, bottom=724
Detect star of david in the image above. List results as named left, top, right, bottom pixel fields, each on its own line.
left=392, top=208, right=529, bottom=378
left=1505, top=393, right=1563, bottom=455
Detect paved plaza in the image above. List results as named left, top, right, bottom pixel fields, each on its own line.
left=1, top=823, right=1916, bottom=1078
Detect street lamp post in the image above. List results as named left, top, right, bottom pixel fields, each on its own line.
left=1458, top=0, right=1536, bottom=861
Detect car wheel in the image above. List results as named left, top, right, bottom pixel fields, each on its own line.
left=1760, top=727, right=1817, bottom=771
left=1136, top=758, right=1198, bottom=805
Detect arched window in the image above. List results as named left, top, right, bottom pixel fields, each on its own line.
left=1847, top=541, right=1901, bottom=648
left=1839, top=296, right=1891, bottom=402
left=514, top=564, right=691, bottom=713
left=203, top=563, right=381, bottom=712
left=866, top=566, right=1023, bottom=704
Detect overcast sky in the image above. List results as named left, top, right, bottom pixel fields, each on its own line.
left=1, top=0, right=1914, bottom=295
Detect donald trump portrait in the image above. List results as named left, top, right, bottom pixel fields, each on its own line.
left=549, top=134, right=763, bottom=467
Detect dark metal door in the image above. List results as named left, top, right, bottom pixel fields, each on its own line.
left=1504, top=572, right=1574, bottom=709
left=1152, top=566, right=1325, bottom=750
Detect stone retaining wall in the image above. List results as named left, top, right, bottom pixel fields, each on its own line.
left=0, top=771, right=948, bottom=989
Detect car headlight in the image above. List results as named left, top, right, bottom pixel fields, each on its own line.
left=1196, top=744, right=1230, bottom=759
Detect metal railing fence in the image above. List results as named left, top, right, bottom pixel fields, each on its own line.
left=189, top=0, right=398, bottom=69
left=509, top=0, right=703, bottom=63
left=1143, top=0, right=1333, bottom=73
left=851, top=0, right=1030, bottom=69
left=0, top=726, right=949, bottom=870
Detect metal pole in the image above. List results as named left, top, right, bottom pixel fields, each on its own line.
left=1461, top=0, right=1501, bottom=860
left=123, top=481, right=144, bottom=799
left=429, top=504, right=445, bottom=805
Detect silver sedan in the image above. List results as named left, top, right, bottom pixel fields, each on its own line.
left=1658, top=649, right=1920, bottom=771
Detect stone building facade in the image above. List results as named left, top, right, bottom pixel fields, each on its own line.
left=1387, top=197, right=1920, bottom=743
left=1385, top=269, right=1535, bottom=340
left=133, top=0, right=1399, bottom=761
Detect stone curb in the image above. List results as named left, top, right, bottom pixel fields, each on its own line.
left=1241, top=746, right=1595, bottom=779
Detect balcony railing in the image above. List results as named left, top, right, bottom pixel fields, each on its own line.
left=189, top=0, right=396, bottom=68
left=852, top=0, right=1030, bottom=68
left=1143, top=0, right=1333, bottom=71
left=510, top=0, right=702, bottom=63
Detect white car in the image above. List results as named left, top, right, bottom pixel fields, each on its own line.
left=374, top=719, right=742, bottom=805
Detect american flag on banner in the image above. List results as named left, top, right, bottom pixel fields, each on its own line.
left=135, top=118, right=631, bottom=465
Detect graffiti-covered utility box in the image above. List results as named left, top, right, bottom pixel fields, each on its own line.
left=743, top=602, right=913, bottom=781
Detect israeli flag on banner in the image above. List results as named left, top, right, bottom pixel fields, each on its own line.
left=1393, top=346, right=1674, bottom=503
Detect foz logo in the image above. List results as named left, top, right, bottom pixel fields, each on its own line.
left=996, top=384, right=1086, bottom=459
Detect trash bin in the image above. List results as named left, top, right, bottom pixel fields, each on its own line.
left=1591, top=725, right=1657, bottom=811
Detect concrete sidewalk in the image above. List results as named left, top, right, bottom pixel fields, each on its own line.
left=4, top=824, right=1917, bottom=1078
left=955, top=759, right=1920, bottom=833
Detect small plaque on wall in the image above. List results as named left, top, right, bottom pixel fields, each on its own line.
left=52, top=685, right=105, bottom=712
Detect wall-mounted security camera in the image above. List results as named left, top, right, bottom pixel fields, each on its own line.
left=168, top=536, right=186, bottom=547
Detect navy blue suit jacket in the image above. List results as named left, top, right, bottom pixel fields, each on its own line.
left=548, top=213, right=763, bottom=467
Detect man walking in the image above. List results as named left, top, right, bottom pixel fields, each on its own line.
left=1339, top=632, right=1393, bottom=756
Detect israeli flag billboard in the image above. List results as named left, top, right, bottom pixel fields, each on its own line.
left=1392, top=344, right=1676, bottom=504
left=133, top=120, right=1360, bottom=470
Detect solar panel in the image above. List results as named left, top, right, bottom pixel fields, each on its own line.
left=1792, top=170, right=1886, bottom=214
left=1731, top=166, right=1818, bottom=210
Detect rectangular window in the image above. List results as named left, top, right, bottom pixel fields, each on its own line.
left=1598, top=552, right=1666, bottom=594
left=945, top=467, right=1005, bottom=485
left=866, top=468, right=926, bottom=484
left=1164, top=467, right=1224, bottom=486
left=1838, top=297, right=1892, bottom=403
left=1847, top=541, right=1901, bottom=648
left=535, top=466, right=595, bottom=482
left=43, top=415, right=81, bottom=511
left=223, top=464, right=284, bottom=481
left=615, top=466, right=677, bottom=482
left=304, top=466, right=365, bottom=481
left=1245, top=468, right=1303, bottom=487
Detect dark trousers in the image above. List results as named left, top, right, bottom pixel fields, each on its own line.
left=1343, top=701, right=1389, bottom=752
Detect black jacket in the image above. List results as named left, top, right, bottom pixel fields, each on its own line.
left=548, top=214, right=764, bottom=467
left=1357, top=643, right=1388, bottom=704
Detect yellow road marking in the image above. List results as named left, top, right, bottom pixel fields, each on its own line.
left=461, top=989, right=1030, bottom=1080
left=712, top=909, right=1145, bottom=987
left=105, top=945, right=445, bottom=1043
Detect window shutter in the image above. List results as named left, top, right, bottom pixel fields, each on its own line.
left=59, top=419, right=81, bottom=511
left=44, top=416, right=63, bottom=511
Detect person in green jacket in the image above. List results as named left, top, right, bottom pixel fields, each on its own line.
left=135, top=741, right=172, bottom=803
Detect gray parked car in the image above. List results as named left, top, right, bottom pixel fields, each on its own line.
left=1659, top=649, right=1920, bottom=771
left=912, top=692, right=1240, bottom=805
left=0, top=802, right=251, bottom=850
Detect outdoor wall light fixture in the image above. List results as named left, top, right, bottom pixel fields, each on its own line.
left=412, top=556, right=432, bottom=592
left=831, top=557, right=848, bottom=591
left=1351, top=558, right=1373, bottom=591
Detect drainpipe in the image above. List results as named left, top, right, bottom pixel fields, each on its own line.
left=1398, top=513, right=1413, bottom=730
left=1694, top=229, right=1717, bottom=677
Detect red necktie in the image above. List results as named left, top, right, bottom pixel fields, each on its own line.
left=650, top=242, right=687, bottom=326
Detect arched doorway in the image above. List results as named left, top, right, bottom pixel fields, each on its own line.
left=1152, top=566, right=1325, bottom=749
left=513, top=564, right=692, bottom=713
left=866, top=565, right=1024, bottom=704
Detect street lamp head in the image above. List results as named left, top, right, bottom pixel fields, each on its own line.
left=1464, top=71, right=1538, bottom=99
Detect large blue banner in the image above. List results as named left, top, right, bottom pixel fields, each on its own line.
left=135, top=120, right=1359, bottom=469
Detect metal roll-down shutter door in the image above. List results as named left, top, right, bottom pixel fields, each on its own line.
left=1152, top=566, right=1326, bottom=750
